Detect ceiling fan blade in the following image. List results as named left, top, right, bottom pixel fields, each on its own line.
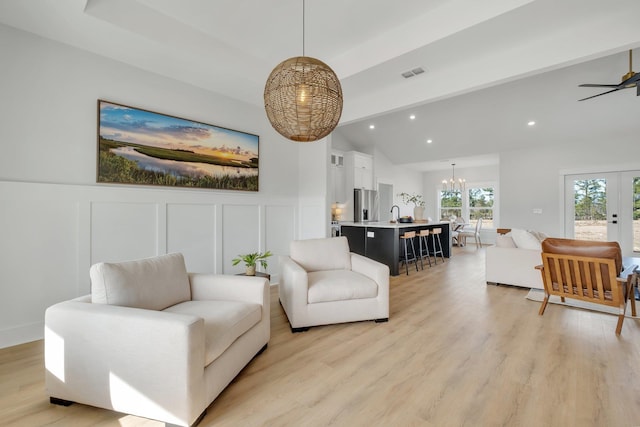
left=579, top=83, right=620, bottom=88
left=578, top=87, right=622, bottom=101
left=621, top=73, right=640, bottom=86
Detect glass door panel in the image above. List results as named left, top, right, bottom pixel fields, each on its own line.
left=634, top=177, right=640, bottom=252
left=570, top=177, right=609, bottom=241
left=565, top=173, right=619, bottom=243
left=565, top=171, right=640, bottom=256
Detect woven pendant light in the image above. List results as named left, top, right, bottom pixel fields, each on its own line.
left=264, top=1, right=343, bottom=142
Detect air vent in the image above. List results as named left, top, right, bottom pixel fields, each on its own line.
left=401, top=67, right=426, bottom=79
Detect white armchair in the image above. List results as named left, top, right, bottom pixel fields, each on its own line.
left=45, top=253, right=270, bottom=427
left=279, top=236, right=389, bottom=332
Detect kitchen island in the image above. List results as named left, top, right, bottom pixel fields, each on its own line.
left=340, top=221, right=452, bottom=276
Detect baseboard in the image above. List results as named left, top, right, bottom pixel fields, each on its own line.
left=0, top=321, right=43, bottom=349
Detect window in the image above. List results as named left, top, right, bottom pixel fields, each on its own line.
left=468, top=187, right=494, bottom=229
left=439, top=185, right=496, bottom=229
left=440, top=190, right=462, bottom=220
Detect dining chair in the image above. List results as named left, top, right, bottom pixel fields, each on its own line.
left=458, top=218, right=483, bottom=247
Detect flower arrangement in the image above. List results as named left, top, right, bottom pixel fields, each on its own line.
left=398, top=192, right=425, bottom=207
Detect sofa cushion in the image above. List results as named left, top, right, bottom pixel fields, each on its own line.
left=307, top=270, right=378, bottom=303
left=90, top=253, right=191, bottom=310
left=495, top=235, right=517, bottom=248
left=290, top=236, right=352, bottom=272
left=510, top=229, right=542, bottom=250
left=165, top=300, right=261, bottom=366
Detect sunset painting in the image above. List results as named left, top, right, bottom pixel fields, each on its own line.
left=97, top=100, right=259, bottom=191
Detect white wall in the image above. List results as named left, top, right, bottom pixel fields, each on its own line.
left=500, top=140, right=640, bottom=237
left=373, top=148, right=423, bottom=217
left=0, top=23, right=326, bottom=348
left=297, top=137, right=331, bottom=239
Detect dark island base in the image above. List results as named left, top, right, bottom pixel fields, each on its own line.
left=340, top=223, right=451, bottom=276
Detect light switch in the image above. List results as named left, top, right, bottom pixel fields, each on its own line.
left=533, top=208, right=543, bottom=214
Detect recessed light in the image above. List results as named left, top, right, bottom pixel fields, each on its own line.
left=527, top=121, right=536, bottom=126
left=369, top=124, right=375, bottom=129
left=426, top=139, right=433, bottom=144
left=409, top=115, right=416, bottom=120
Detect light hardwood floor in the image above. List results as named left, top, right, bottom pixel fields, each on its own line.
left=3, top=247, right=640, bottom=427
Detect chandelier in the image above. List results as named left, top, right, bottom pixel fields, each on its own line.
left=263, top=0, right=343, bottom=142
left=442, top=163, right=466, bottom=192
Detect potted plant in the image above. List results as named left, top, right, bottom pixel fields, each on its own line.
left=232, top=251, right=273, bottom=276
left=399, top=192, right=426, bottom=220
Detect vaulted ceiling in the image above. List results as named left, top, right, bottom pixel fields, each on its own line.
left=1, top=0, right=639, bottom=170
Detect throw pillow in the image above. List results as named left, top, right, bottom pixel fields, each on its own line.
left=528, top=230, right=549, bottom=242
left=495, top=235, right=517, bottom=248
left=510, top=229, right=542, bottom=250
left=90, top=252, right=191, bottom=310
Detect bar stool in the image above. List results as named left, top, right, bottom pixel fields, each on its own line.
left=399, top=231, right=418, bottom=275
left=417, top=229, right=432, bottom=269
left=430, top=228, right=445, bottom=264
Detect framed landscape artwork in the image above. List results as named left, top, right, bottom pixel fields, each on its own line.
left=97, top=100, right=259, bottom=191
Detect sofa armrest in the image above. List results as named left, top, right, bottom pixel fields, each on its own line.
left=351, top=253, right=390, bottom=300
left=189, top=273, right=269, bottom=306
left=279, top=256, right=309, bottom=308
left=485, top=246, right=543, bottom=289
left=45, top=299, right=206, bottom=426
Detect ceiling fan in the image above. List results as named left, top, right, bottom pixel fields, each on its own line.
left=578, top=49, right=640, bottom=101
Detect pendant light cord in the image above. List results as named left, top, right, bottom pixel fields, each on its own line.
left=302, top=0, right=306, bottom=57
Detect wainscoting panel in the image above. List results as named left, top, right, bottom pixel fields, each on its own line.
left=222, top=204, right=260, bottom=274
left=90, top=201, right=159, bottom=264
left=0, top=199, right=80, bottom=347
left=167, top=203, right=217, bottom=273
left=0, top=180, right=300, bottom=348
left=265, top=205, right=295, bottom=282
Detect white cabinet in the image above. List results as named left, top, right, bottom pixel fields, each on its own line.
left=346, top=151, right=373, bottom=190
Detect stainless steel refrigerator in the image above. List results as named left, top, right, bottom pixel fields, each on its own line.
left=354, top=188, right=379, bottom=222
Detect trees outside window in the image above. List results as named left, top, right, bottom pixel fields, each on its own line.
left=574, top=179, right=606, bottom=221
left=439, top=185, right=495, bottom=228
left=440, top=191, right=462, bottom=220
left=469, top=187, right=494, bottom=229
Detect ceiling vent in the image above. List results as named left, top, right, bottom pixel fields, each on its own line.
left=401, top=67, right=426, bottom=79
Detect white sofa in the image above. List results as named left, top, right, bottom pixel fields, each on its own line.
left=279, top=236, right=389, bottom=331
left=45, top=253, right=270, bottom=427
left=485, top=229, right=546, bottom=289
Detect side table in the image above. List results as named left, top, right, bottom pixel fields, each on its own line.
left=236, top=271, right=271, bottom=281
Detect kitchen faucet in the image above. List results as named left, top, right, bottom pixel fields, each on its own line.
left=390, top=205, right=400, bottom=222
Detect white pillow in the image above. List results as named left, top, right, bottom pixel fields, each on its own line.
left=90, top=252, right=191, bottom=310
left=290, top=236, right=352, bottom=272
left=528, top=230, right=549, bottom=242
left=495, top=235, right=517, bottom=248
left=510, top=229, right=542, bottom=250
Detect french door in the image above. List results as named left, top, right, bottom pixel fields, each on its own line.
left=564, top=171, right=640, bottom=256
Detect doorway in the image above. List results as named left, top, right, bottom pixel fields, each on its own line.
left=564, top=171, right=640, bottom=255
left=378, top=182, right=393, bottom=222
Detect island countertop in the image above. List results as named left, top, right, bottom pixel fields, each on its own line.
left=339, top=221, right=451, bottom=229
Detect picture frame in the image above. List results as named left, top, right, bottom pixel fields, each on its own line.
left=97, top=100, right=259, bottom=191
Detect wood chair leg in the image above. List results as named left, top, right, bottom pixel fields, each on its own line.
left=539, top=296, right=549, bottom=315
left=615, top=314, right=624, bottom=335
left=627, top=278, right=637, bottom=317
